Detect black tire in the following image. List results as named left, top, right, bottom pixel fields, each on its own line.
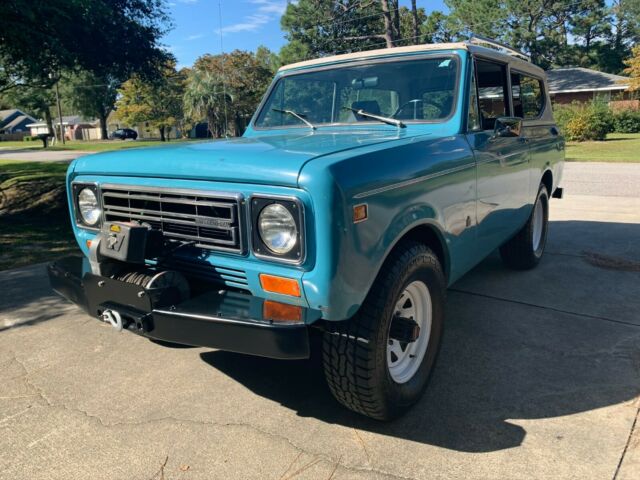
left=499, top=183, right=549, bottom=270
left=322, top=241, right=446, bottom=420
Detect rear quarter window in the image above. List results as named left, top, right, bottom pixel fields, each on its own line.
left=511, top=73, right=545, bottom=119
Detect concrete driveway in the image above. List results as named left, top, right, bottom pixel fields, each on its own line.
left=1, top=163, right=639, bottom=480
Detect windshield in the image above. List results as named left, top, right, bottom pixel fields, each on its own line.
left=254, top=55, right=459, bottom=129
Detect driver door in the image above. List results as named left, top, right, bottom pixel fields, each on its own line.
left=466, top=58, right=531, bottom=258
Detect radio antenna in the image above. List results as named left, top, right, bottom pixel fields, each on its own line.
left=217, top=0, right=230, bottom=137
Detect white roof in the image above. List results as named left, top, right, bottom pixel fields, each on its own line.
left=279, top=42, right=471, bottom=72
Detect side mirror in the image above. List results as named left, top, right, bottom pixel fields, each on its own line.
left=493, top=117, right=523, bottom=138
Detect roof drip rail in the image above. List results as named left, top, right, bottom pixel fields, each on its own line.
left=468, top=35, right=531, bottom=62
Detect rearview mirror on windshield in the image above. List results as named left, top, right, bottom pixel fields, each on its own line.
left=351, top=76, right=379, bottom=89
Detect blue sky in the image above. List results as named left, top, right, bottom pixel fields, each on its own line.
left=164, top=0, right=449, bottom=69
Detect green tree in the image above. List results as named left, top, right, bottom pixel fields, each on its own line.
left=1, top=85, right=55, bottom=136
left=0, top=0, right=171, bottom=93
left=278, top=40, right=311, bottom=66
left=624, top=45, right=640, bottom=92
left=281, top=1, right=391, bottom=57
left=255, top=46, right=282, bottom=74
left=115, top=62, right=185, bottom=141
left=62, top=71, right=119, bottom=140
left=183, top=69, right=230, bottom=138
left=190, top=51, right=273, bottom=136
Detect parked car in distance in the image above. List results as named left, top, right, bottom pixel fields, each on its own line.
left=110, top=128, right=138, bottom=140
left=49, top=37, right=564, bottom=420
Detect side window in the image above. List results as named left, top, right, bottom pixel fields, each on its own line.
left=511, top=73, right=544, bottom=119
left=475, top=59, right=509, bottom=130
left=468, top=61, right=481, bottom=131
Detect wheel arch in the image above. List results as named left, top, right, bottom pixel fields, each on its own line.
left=381, top=220, right=450, bottom=283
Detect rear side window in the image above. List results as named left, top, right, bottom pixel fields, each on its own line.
left=511, top=73, right=544, bottom=119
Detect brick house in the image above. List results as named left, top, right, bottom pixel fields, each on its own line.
left=547, top=67, right=632, bottom=104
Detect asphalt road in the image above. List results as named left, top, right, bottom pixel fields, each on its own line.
left=0, top=148, right=91, bottom=162
left=1, top=162, right=639, bottom=480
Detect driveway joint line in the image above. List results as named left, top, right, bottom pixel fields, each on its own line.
left=613, top=400, right=640, bottom=480
left=449, top=289, right=640, bottom=328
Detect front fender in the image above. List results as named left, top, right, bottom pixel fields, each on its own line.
left=300, top=133, right=476, bottom=321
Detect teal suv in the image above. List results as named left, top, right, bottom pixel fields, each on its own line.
left=49, top=39, right=564, bottom=420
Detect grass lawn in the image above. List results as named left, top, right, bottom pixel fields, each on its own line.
left=0, top=160, right=76, bottom=271
left=565, top=133, right=640, bottom=162
left=0, top=138, right=203, bottom=153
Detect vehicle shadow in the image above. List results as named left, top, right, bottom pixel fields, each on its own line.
left=200, top=219, right=640, bottom=453
left=0, top=263, right=76, bottom=332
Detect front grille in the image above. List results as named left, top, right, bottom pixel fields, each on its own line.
left=100, top=185, right=243, bottom=253
left=168, top=257, right=249, bottom=290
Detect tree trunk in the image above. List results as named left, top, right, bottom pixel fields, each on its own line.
left=380, top=0, right=396, bottom=48
left=99, top=113, right=108, bottom=140
left=44, top=108, right=54, bottom=138
left=392, top=0, right=400, bottom=42
left=159, top=126, right=166, bottom=142
left=411, top=0, right=419, bottom=44
left=207, top=112, right=217, bottom=138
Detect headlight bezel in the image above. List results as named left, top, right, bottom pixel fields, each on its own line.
left=251, top=195, right=305, bottom=264
left=71, top=182, right=102, bottom=230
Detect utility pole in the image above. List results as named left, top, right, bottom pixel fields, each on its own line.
left=54, top=79, right=65, bottom=145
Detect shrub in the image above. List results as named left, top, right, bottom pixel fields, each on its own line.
left=612, top=109, right=640, bottom=133
left=23, top=136, right=35, bottom=142
left=554, top=102, right=614, bottom=141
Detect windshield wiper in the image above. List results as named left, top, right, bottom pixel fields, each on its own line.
left=342, top=107, right=406, bottom=128
left=272, top=108, right=316, bottom=130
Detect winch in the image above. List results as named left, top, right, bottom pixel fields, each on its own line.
left=84, top=221, right=193, bottom=330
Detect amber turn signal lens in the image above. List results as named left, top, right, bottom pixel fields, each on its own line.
left=353, top=204, right=368, bottom=223
left=86, top=240, right=92, bottom=248
left=263, top=300, right=302, bottom=322
left=259, top=274, right=301, bottom=297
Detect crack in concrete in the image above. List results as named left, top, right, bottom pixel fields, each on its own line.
left=449, top=288, right=640, bottom=329
left=5, top=350, right=415, bottom=480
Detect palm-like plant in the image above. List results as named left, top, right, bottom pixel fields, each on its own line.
left=183, top=69, right=232, bottom=138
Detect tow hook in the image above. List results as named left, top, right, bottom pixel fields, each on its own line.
left=102, top=309, right=123, bottom=332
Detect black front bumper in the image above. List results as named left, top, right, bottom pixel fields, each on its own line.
left=48, top=256, right=315, bottom=359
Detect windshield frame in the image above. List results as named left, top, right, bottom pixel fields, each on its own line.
left=251, top=52, right=462, bottom=131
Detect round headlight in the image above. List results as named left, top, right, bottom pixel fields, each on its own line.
left=78, top=188, right=101, bottom=226
left=258, top=203, right=298, bottom=254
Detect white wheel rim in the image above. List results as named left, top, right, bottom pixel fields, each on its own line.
left=532, top=198, right=544, bottom=252
left=387, top=280, right=432, bottom=384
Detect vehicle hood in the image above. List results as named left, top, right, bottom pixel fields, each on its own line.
left=71, top=129, right=428, bottom=187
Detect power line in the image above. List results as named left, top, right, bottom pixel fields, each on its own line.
left=296, top=0, right=602, bottom=60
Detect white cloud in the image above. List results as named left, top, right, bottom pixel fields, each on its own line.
left=250, top=0, right=287, bottom=15
left=217, top=14, right=270, bottom=34
left=217, top=0, right=286, bottom=35
left=186, top=33, right=206, bottom=41
left=178, top=0, right=198, bottom=4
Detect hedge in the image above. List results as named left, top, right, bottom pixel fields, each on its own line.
left=553, top=101, right=640, bottom=141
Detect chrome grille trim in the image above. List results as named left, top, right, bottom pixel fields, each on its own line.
left=99, top=184, right=243, bottom=253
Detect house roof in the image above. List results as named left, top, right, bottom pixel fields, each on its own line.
left=547, top=67, right=629, bottom=94
left=26, top=115, right=97, bottom=128
left=0, top=109, right=20, bottom=121
left=2, top=114, right=35, bottom=131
